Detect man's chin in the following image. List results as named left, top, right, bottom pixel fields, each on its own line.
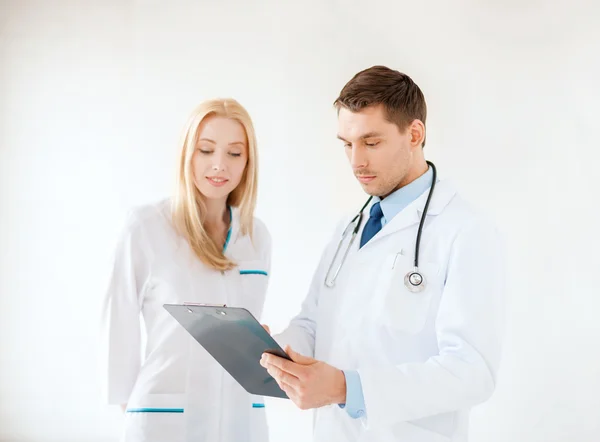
left=361, top=184, right=394, bottom=199
left=360, top=184, right=380, bottom=197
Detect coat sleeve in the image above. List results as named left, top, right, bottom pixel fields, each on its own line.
left=254, top=217, right=273, bottom=322
left=99, top=210, right=152, bottom=405
left=357, top=219, right=507, bottom=428
left=274, top=220, right=345, bottom=357
left=257, top=219, right=272, bottom=293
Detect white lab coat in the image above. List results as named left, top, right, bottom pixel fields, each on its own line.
left=276, top=179, right=506, bottom=442
left=101, top=199, right=272, bottom=442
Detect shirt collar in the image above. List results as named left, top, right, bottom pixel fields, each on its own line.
left=374, top=166, right=434, bottom=224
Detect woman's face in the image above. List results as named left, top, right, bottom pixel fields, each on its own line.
left=192, top=115, right=248, bottom=203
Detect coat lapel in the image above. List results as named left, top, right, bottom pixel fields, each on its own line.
left=360, top=179, right=457, bottom=248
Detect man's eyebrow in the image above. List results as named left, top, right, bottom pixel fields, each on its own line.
left=336, top=132, right=383, bottom=142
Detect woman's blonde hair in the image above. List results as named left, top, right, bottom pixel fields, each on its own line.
left=172, top=98, right=258, bottom=271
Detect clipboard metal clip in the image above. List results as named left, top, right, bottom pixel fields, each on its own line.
left=183, top=302, right=227, bottom=313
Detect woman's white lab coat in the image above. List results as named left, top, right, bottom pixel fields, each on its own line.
left=101, top=199, right=271, bottom=442
left=276, top=180, right=506, bottom=442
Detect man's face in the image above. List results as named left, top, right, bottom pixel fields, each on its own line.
left=337, top=105, right=415, bottom=198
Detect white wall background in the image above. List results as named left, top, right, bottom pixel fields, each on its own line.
left=1, top=1, right=599, bottom=441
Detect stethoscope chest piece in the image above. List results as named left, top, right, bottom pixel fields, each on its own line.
left=404, top=268, right=426, bottom=293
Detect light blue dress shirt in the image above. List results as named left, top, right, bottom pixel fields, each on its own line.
left=340, top=167, right=434, bottom=419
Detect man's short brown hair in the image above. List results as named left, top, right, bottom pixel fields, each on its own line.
left=334, top=65, right=427, bottom=147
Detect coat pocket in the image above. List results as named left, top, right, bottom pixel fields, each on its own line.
left=378, top=252, right=442, bottom=335
left=123, top=394, right=186, bottom=442
left=237, top=260, right=269, bottom=317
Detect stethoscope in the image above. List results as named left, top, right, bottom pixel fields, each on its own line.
left=324, top=161, right=437, bottom=293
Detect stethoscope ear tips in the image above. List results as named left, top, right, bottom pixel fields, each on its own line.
left=404, top=269, right=426, bottom=293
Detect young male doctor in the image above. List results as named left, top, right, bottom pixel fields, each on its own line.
left=260, top=65, right=506, bottom=442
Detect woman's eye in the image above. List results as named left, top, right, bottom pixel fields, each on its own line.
left=365, top=142, right=379, bottom=147
left=229, top=152, right=242, bottom=157
left=199, top=149, right=213, bottom=155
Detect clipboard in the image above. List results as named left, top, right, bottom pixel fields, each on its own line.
left=163, top=303, right=291, bottom=399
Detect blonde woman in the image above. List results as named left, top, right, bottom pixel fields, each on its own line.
left=101, top=99, right=271, bottom=442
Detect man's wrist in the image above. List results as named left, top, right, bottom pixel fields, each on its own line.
left=331, top=368, right=347, bottom=405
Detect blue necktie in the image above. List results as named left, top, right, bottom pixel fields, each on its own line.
left=360, top=202, right=384, bottom=248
